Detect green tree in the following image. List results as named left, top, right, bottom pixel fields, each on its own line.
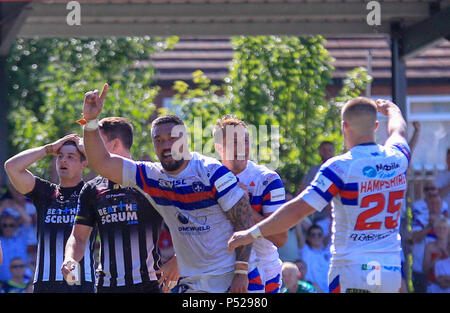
left=7, top=36, right=178, bottom=179
left=171, top=36, right=371, bottom=194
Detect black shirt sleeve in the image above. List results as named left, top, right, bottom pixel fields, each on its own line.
left=74, top=183, right=96, bottom=228
left=24, top=176, right=55, bottom=213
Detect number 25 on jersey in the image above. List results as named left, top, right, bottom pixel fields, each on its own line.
left=355, top=190, right=405, bottom=230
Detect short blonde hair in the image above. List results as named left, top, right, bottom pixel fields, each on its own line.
left=213, top=115, right=247, bottom=144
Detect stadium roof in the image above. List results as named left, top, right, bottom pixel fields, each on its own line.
left=14, top=1, right=450, bottom=42
left=145, top=36, right=450, bottom=85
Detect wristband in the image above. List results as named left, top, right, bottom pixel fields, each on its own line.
left=249, top=225, right=263, bottom=239
left=83, top=118, right=99, bottom=131
left=234, top=270, right=248, bottom=275
left=235, top=261, right=249, bottom=266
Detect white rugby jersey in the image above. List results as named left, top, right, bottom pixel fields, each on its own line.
left=237, top=161, right=285, bottom=266
left=300, top=135, right=410, bottom=266
left=122, top=152, right=245, bottom=277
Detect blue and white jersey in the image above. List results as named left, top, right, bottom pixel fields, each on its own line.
left=237, top=161, right=285, bottom=266
left=122, top=152, right=245, bottom=277
left=300, top=135, right=410, bottom=266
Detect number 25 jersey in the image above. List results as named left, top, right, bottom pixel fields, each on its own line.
left=300, top=136, right=410, bottom=266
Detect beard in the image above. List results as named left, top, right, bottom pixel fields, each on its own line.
left=160, top=158, right=185, bottom=172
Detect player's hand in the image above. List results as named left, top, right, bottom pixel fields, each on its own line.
left=227, top=230, right=255, bottom=254
left=238, top=182, right=249, bottom=200
left=412, top=121, right=420, bottom=131
left=73, top=136, right=86, bottom=158
left=156, top=255, right=179, bottom=293
left=229, top=273, right=249, bottom=293
left=61, top=258, right=77, bottom=281
left=375, top=99, right=399, bottom=116
left=46, top=134, right=80, bottom=155
left=82, top=83, right=108, bottom=121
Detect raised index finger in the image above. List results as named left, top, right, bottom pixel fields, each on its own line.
left=99, top=83, right=109, bottom=102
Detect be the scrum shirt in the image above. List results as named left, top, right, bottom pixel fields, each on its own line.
left=75, top=176, right=163, bottom=288
left=25, top=177, right=95, bottom=284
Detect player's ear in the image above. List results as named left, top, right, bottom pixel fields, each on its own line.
left=341, top=120, right=348, bottom=132
left=214, top=142, right=223, bottom=156
left=81, top=159, right=88, bottom=170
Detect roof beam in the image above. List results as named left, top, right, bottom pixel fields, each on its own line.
left=0, top=2, right=31, bottom=55
left=400, top=6, right=450, bottom=58
left=27, top=2, right=429, bottom=19
left=19, top=21, right=392, bottom=37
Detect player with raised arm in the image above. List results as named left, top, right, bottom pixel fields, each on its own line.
left=214, top=115, right=287, bottom=293
left=79, top=84, right=255, bottom=293
left=4, top=135, right=96, bottom=293
left=228, top=97, right=410, bottom=293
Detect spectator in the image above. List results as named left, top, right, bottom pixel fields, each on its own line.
left=0, top=257, right=31, bottom=293
left=0, top=215, right=34, bottom=282
left=280, top=261, right=317, bottom=293
left=412, top=180, right=448, bottom=217
left=298, top=141, right=335, bottom=244
left=0, top=183, right=36, bottom=228
left=423, top=218, right=449, bottom=293
left=298, top=141, right=335, bottom=193
left=293, top=259, right=321, bottom=292
left=408, top=121, right=421, bottom=154
left=410, top=193, right=448, bottom=292
left=436, top=148, right=450, bottom=212
left=277, top=194, right=305, bottom=262
left=298, top=224, right=331, bottom=293
left=433, top=257, right=450, bottom=292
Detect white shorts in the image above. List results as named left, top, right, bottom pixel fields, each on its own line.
left=247, top=265, right=266, bottom=293
left=174, top=266, right=266, bottom=293
left=175, top=272, right=235, bottom=293
left=262, top=259, right=282, bottom=293
left=328, top=263, right=401, bottom=293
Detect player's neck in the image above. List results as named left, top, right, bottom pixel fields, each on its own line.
left=113, top=149, right=131, bottom=159
left=347, top=135, right=376, bottom=150
left=59, top=177, right=83, bottom=188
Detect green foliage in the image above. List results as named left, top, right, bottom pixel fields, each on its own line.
left=172, top=36, right=372, bottom=194
left=7, top=36, right=178, bottom=178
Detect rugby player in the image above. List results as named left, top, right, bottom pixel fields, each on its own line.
left=214, top=115, right=287, bottom=293
left=79, top=84, right=255, bottom=293
left=4, top=136, right=95, bottom=293
left=228, top=98, right=410, bottom=293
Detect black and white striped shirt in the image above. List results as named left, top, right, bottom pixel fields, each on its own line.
left=26, top=177, right=96, bottom=284
left=75, top=176, right=163, bottom=288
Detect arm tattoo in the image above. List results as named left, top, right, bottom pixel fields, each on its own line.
left=225, top=195, right=255, bottom=262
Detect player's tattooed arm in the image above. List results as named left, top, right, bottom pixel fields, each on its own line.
left=224, top=195, right=255, bottom=262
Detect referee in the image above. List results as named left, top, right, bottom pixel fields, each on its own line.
left=4, top=135, right=96, bottom=293
left=62, top=117, right=164, bottom=293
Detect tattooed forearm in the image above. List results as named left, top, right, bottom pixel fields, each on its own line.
left=225, top=195, right=255, bottom=262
